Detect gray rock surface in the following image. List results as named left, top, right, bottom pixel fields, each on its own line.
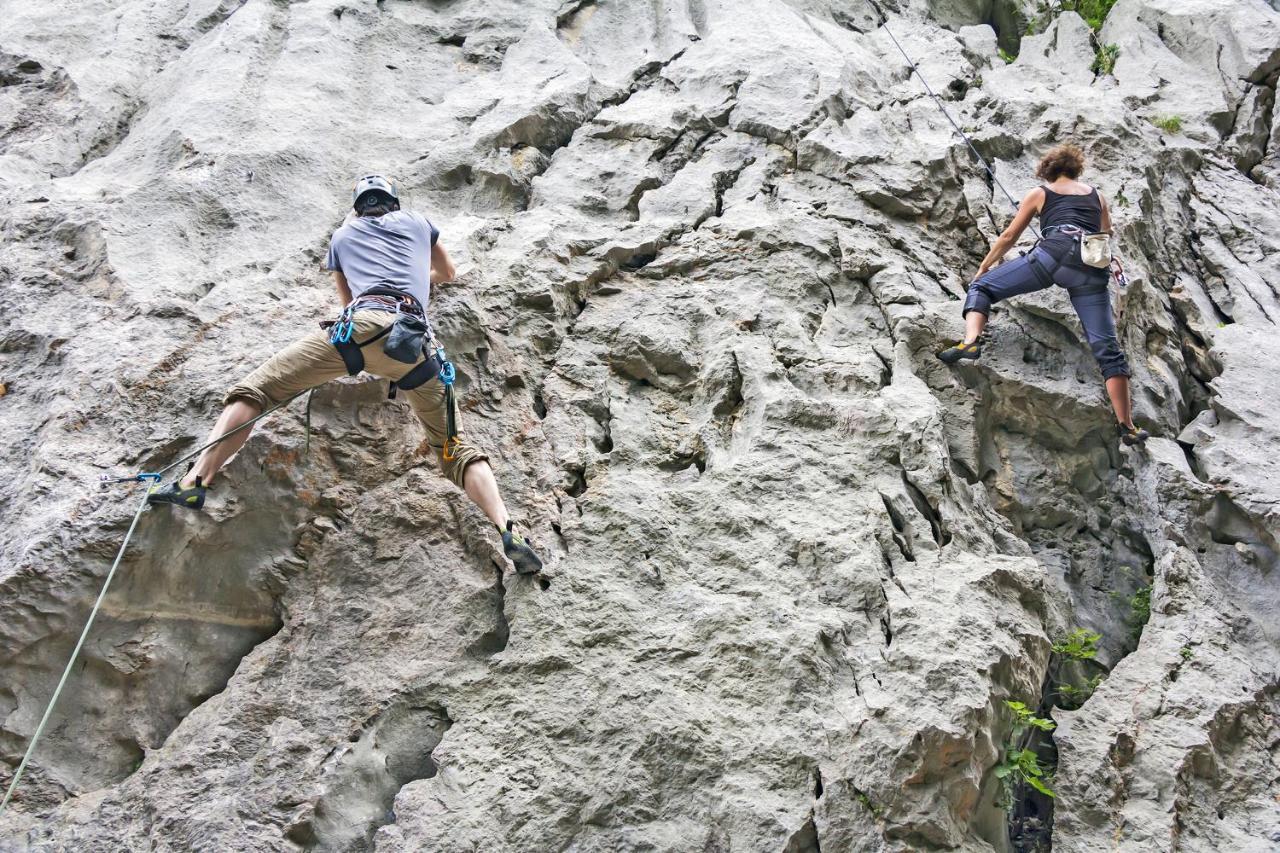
left=1, top=0, right=1277, bottom=851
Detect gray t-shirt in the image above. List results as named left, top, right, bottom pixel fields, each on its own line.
left=324, top=210, right=440, bottom=308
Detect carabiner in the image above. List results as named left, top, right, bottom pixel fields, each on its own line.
left=436, top=347, right=456, bottom=386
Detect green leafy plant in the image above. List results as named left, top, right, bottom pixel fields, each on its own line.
left=855, top=789, right=884, bottom=818
left=1114, top=187, right=1130, bottom=207
left=1092, top=42, right=1119, bottom=75
left=996, top=747, right=1056, bottom=803
left=1128, top=585, right=1152, bottom=641
left=998, top=47, right=1017, bottom=64
left=1054, top=630, right=1105, bottom=706
left=1006, top=700, right=1056, bottom=732
left=995, top=700, right=1057, bottom=809
left=1058, top=674, right=1104, bottom=704
left=1053, top=628, right=1101, bottom=661
left=1026, top=1, right=1119, bottom=36
left=1152, top=115, right=1183, bottom=134
left=1064, top=0, right=1120, bottom=32
left=1180, top=645, right=1194, bottom=661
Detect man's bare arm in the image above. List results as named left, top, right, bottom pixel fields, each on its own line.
left=334, top=270, right=353, bottom=306
left=431, top=242, right=457, bottom=286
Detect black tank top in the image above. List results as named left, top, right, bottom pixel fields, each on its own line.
left=1040, top=186, right=1102, bottom=232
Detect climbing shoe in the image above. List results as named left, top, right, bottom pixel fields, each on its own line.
left=146, top=477, right=208, bottom=510
left=938, top=340, right=982, bottom=364
left=1119, top=424, right=1150, bottom=447
left=501, top=521, right=543, bottom=575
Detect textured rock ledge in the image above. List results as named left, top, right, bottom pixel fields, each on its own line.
left=1, top=0, right=1277, bottom=850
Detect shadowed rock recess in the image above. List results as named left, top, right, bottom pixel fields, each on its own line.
left=1, top=0, right=1277, bottom=850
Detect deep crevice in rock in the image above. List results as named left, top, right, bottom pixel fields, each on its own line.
left=305, top=697, right=453, bottom=851
left=468, top=562, right=510, bottom=658
left=901, top=471, right=950, bottom=547
left=879, top=493, right=917, bottom=564
left=782, top=812, right=822, bottom=853
left=564, top=463, right=589, bottom=498
left=1006, top=723, right=1057, bottom=853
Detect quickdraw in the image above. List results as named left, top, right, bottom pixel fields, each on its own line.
left=99, top=472, right=163, bottom=486
left=437, top=347, right=461, bottom=461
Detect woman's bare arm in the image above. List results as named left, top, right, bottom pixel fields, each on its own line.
left=974, top=187, right=1044, bottom=279
left=1100, top=193, right=1113, bottom=233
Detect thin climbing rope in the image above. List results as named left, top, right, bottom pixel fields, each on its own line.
left=0, top=485, right=152, bottom=814
left=871, top=3, right=1042, bottom=239
left=0, top=391, right=307, bottom=814
left=152, top=391, right=308, bottom=480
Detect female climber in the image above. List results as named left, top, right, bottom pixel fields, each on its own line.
left=938, top=143, right=1148, bottom=446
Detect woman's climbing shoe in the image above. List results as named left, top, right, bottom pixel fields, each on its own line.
left=1119, top=424, right=1150, bottom=447
left=938, top=340, right=982, bottom=364
left=501, top=521, right=543, bottom=575
left=146, top=477, right=208, bottom=510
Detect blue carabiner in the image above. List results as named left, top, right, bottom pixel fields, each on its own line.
left=99, top=472, right=163, bottom=486
left=329, top=308, right=355, bottom=344
left=435, top=346, right=456, bottom=386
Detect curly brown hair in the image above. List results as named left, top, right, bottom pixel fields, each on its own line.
left=1036, top=144, right=1086, bottom=181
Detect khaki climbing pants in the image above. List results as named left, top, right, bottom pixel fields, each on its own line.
left=224, top=310, right=487, bottom=488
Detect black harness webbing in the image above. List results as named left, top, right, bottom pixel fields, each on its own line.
left=325, top=287, right=442, bottom=396
left=329, top=323, right=442, bottom=396
left=323, top=291, right=460, bottom=456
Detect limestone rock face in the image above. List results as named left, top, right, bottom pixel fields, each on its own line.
left=1, top=1, right=1277, bottom=851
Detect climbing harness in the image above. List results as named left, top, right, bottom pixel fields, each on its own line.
left=323, top=288, right=442, bottom=398
left=1039, top=225, right=1128, bottom=288
left=867, top=2, right=1041, bottom=240
left=1041, top=224, right=1112, bottom=270
left=323, top=290, right=462, bottom=459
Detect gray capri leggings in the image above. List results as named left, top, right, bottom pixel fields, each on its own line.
left=963, top=240, right=1129, bottom=379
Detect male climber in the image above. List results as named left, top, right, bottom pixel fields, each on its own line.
left=147, top=174, right=543, bottom=574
